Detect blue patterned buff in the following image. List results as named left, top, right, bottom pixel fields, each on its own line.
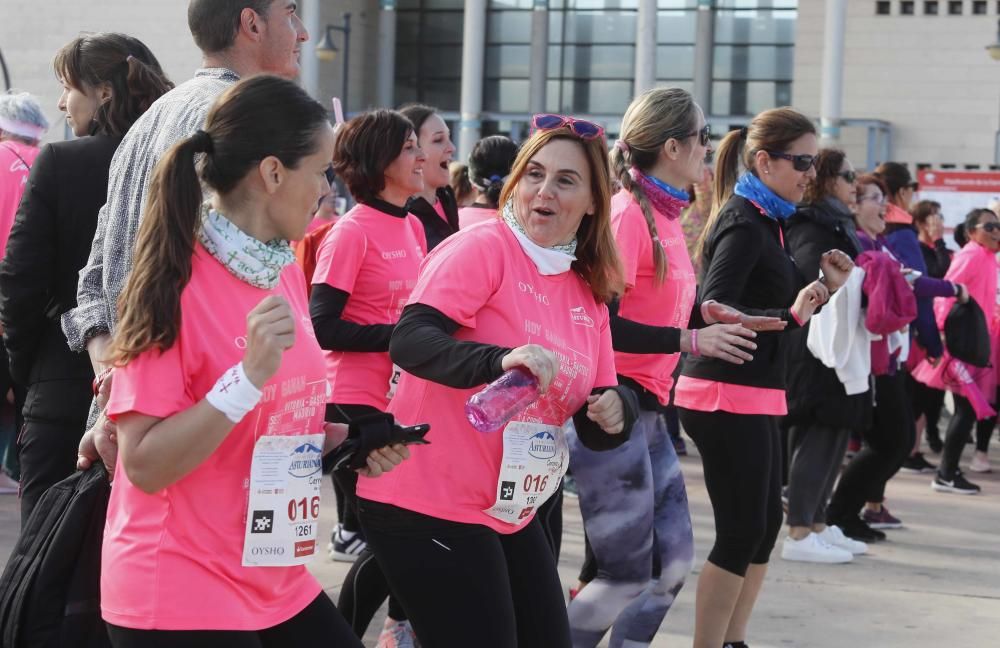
left=733, top=171, right=797, bottom=221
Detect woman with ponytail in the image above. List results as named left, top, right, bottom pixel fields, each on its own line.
left=565, top=87, right=782, bottom=647
left=0, top=33, right=171, bottom=526
left=98, top=76, right=404, bottom=647
left=675, top=108, right=853, bottom=648
left=458, top=135, right=519, bottom=229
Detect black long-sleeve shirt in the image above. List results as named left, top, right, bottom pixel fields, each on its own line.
left=390, top=303, right=639, bottom=450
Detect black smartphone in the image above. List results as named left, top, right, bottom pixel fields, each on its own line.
left=398, top=423, right=431, bottom=445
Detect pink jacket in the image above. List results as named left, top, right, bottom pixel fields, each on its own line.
left=0, top=140, right=40, bottom=259
left=856, top=250, right=917, bottom=375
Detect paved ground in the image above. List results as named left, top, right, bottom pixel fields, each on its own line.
left=2, top=437, right=998, bottom=647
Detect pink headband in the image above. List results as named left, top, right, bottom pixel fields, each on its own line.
left=614, top=139, right=630, bottom=153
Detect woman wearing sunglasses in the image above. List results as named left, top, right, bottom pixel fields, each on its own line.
left=309, top=109, right=426, bottom=646
left=356, top=115, right=637, bottom=648
left=565, top=88, right=784, bottom=647
left=674, top=108, right=854, bottom=648
left=780, top=149, right=872, bottom=563
left=932, top=207, right=1000, bottom=493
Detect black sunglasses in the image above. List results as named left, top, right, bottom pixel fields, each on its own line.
left=684, top=124, right=711, bottom=147
left=977, top=221, right=1000, bottom=232
left=908, top=181, right=920, bottom=191
left=325, top=166, right=336, bottom=185
left=766, top=150, right=817, bottom=172
left=839, top=170, right=857, bottom=183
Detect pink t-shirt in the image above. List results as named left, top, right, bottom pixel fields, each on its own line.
left=458, top=205, right=496, bottom=229
left=312, top=203, right=426, bottom=409
left=0, top=141, right=39, bottom=259
left=358, top=219, right=617, bottom=533
left=673, top=376, right=788, bottom=416
left=103, top=246, right=325, bottom=631
left=611, top=192, right=696, bottom=404
left=432, top=197, right=449, bottom=223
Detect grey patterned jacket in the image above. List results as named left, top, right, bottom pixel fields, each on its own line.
left=62, top=68, right=240, bottom=351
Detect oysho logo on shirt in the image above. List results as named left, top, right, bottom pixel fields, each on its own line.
left=569, top=306, right=594, bottom=328
left=381, top=249, right=408, bottom=260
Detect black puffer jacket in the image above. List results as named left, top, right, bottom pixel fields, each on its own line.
left=783, top=197, right=872, bottom=429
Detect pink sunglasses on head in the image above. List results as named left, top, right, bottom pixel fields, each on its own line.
left=531, top=113, right=605, bottom=141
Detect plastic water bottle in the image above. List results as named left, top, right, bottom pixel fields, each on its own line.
left=465, top=367, right=541, bottom=432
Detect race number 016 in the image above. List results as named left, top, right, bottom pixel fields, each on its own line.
left=287, top=496, right=321, bottom=521
left=523, top=474, right=548, bottom=493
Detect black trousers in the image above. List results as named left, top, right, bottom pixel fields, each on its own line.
left=18, top=417, right=87, bottom=528
left=677, top=409, right=783, bottom=577
left=107, top=592, right=359, bottom=648
left=940, top=394, right=997, bottom=477
left=827, top=372, right=912, bottom=522
left=908, top=373, right=946, bottom=444
left=358, top=498, right=571, bottom=648
left=325, top=403, right=407, bottom=632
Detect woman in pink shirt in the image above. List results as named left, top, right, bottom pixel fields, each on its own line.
left=675, top=109, right=853, bottom=648
left=565, top=88, right=774, bottom=648
left=458, top=135, right=518, bottom=229
left=101, top=76, right=405, bottom=648
left=309, top=109, right=427, bottom=645
left=399, top=104, right=458, bottom=250
left=358, top=116, right=638, bottom=647
left=0, top=92, right=47, bottom=261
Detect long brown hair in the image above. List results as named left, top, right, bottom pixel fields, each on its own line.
left=802, top=148, right=847, bottom=205
left=53, top=33, right=173, bottom=137
left=111, top=76, right=330, bottom=365
left=609, top=87, right=699, bottom=284
left=499, top=128, right=624, bottom=303
left=695, top=107, right=816, bottom=261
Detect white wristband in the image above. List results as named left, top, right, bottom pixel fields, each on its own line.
left=205, top=362, right=263, bottom=423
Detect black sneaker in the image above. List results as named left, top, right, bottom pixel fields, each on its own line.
left=900, top=452, right=936, bottom=473
left=834, top=516, right=886, bottom=542
left=932, top=471, right=981, bottom=495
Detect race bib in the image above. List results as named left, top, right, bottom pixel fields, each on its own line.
left=483, top=420, right=569, bottom=525
left=243, top=433, right=325, bottom=567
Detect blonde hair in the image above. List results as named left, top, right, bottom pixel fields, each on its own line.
left=499, top=128, right=624, bottom=303
left=695, top=107, right=815, bottom=262
left=609, top=87, right=699, bottom=284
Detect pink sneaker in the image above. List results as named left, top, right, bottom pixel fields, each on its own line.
left=376, top=618, right=420, bottom=648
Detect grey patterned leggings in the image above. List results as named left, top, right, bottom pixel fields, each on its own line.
left=566, top=411, right=694, bottom=648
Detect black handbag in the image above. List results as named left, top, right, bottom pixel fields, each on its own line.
left=0, top=464, right=111, bottom=648
left=944, top=298, right=991, bottom=368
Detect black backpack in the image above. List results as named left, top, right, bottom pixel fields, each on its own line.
left=0, top=464, right=111, bottom=648
left=945, top=298, right=991, bottom=368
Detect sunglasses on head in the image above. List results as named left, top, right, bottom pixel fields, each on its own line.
left=684, top=124, right=711, bottom=147
left=839, top=170, right=857, bottom=183
left=531, top=113, right=605, bottom=141
left=765, top=150, right=817, bottom=172
left=977, top=221, right=1000, bottom=232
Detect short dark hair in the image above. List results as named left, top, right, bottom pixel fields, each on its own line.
left=53, top=33, right=174, bottom=137
left=397, top=103, right=437, bottom=138
left=803, top=148, right=848, bottom=205
left=911, top=200, right=941, bottom=226
left=334, top=109, right=414, bottom=204
left=188, top=0, right=273, bottom=54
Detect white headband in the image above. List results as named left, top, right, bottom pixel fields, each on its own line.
left=0, top=115, right=47, bottom=141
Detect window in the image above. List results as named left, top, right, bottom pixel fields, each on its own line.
left=901, top=1, right=915, bottom=13
left=949, top=0, right=963, bottom=13
left=924, top=1, right=938, bottom=14
left=394, top=2, right=464, bottom=111
left=973, top=0, right=987, bottom=13
left=876, top=1, right=891, bottom=13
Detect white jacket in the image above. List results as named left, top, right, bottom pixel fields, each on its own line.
left=807, top=267, right=875, bottom=395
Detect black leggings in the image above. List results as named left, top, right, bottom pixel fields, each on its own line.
left=358, top=498, right=571, bottom=648
left=106, top=592, right=359, bottom=648
left=326, top=404, right=408, bottom=632
left=908, top=374, right=946, bottom=444
left=827, top=372, right=912, bottom=522
left=940, top=394, right=998, bottom=477
left=676, top=409, right=783, bottom=577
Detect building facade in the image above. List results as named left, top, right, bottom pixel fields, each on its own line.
left=2, top=0, right=999, bottom=168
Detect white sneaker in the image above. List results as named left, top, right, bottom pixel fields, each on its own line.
left=969, top=452, right=992, bottom=473
left=781, top=532, right=853, bottom=564
left=818, top=525, right=868, bottom=555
